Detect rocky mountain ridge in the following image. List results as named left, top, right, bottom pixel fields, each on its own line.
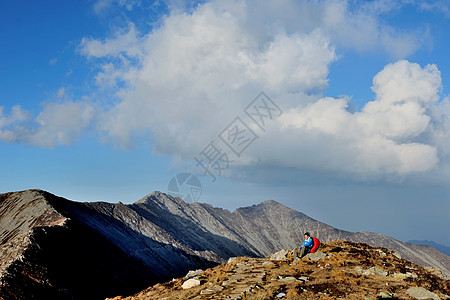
left=108, top=241, right=450, bottom=299
left=0, top=189, right=449, bottom=299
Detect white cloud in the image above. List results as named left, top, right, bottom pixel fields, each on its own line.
left=360, top=0, right=450, bottom=19
left=94, top=0, right=142, bottom=15
left=4, top=0, right=450, bottom=183
left=75, top=0, right=448, bottom=181
left=88, top=2, right=336, bottom=152
left=360, top=61, right=440, bottom=139
left=0, top=101, right=96, bottom=148
left=29, top=101, right=97, bottom=148
left=418, top=0, right=450, bottom=18
left=79, top=23, right=142, bottom=59
left=277, top=60, right=441, bottom=177
left=0, top=106, right=32, bottom=143
left=225, top=0, right=428, bottom=58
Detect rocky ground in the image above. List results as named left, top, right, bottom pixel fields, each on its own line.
left=108, top=241, right=450, bottom=300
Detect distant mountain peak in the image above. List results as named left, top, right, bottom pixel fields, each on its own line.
left=260, top=199, right=281, bottom=206
left=135, top=190, right=174, bottom=203
left=149, top=190, right=167, bottom=197
left=134, top=191, right=190, bottom=214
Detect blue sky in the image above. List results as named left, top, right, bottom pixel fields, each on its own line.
left=1, top=0, right=449, bottom=246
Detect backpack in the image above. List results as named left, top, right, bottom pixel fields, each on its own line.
left=310, top=237, right=320, bottom=253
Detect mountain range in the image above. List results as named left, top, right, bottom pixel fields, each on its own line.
left=408, top=240, right=450, bottom=257
left=0, top=189, right=449, bottom=299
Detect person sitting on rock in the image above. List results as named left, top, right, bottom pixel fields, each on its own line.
left=293, top=232, right=313, bottom=259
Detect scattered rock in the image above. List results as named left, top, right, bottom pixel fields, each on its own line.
left=227, top=257, right=238, bottom=264
left=278, top=276, right=298, bottom=283
left=376, top=249, right=387, bottom=257
left=379, top=291, right=393, bottom=298
left=244, top=285, right=256, bottom=293
left=406, top=272, right=418, bottom=279
left=362, top=267, right=388, bottom=276
left=391, top=272, right=417, bottom=280
left=305, top=251, right=326, bottom=261
left=424, top=267, right=449, bottom=280
left=262, top=261, right=275, bottom=267
left=184, top=269, right=203, bottom=279
left=200, top=285, right=224, bottom=295
left=181, top=278, right=201, bottom=289
left=406, top=287, right=440, bottom=300
left=327, top=253, right=335, bottom=259
left=392, top=251, right=402, bottom=259
left=112, top=241, right=450, bottom=300
left=298, top=276, right=309, bottom=282
left=269, top=249, right=289, bottom=261
left=392, top=273, right=408, bottom=280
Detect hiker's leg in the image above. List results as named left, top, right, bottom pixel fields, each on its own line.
left=298, top=247, right=307, bottom=258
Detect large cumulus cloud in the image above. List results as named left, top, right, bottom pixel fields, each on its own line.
left=277, top=60, right=442, bottom=177
left=1, top=0, right=449, bottom=183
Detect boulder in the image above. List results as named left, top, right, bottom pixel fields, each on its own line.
left=185, top=269, right=203, bottom=279
left=278, top=276, right=298, bottom=283
left=227, top=257, right=238, bottom=264
left=392, top=251, right=402, bottom=259
left=298, top=276, right=309, bottom=282
left=406, top=287, right=440, bottom=300
left=362, top=267, right=388, bottom=276
left=269, top=249, right=289, bottom=261
left=182, top=278, right=201, bottom=289
left=406, top=272, right=418, bottom=279
left=262, top=261, right=275, bottom=267
left=305, top=251, right=326, bottom=261
left=379, top=292, right=393, bottom=298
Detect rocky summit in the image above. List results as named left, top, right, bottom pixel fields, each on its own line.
left=109, top=241, right=450, bottom=300
left=0, top=190, right=449, bottom=299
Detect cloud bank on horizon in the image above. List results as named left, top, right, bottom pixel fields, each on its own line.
left=1, top=0, right=450, bottom=184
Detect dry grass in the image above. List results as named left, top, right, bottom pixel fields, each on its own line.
left=108, top=241, right=450, bottom=300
